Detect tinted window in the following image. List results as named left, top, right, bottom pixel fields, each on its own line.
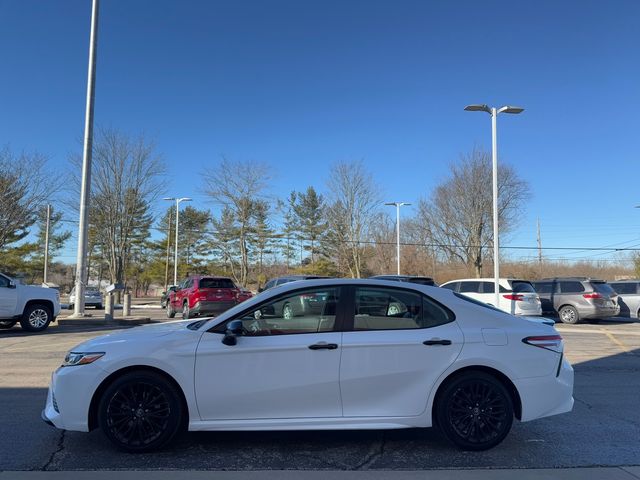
left=264, top=280, right=276, bottom=290
left=276, top=278, right=292, bottom=286
left=610, top=283, right=637, bottom=295
left=408, top=277, right=435, bottom=286
left=533, top=282, right=553, bottom=294
left=511, top=281, right=536, bottom=293
left=236, top=287, right=340, bottom=335
left=559, top=281, right=585, bottom=293
left=441, top=282, right=459, bottom=292
left=459, top=281, right=481, bottom=293
left=0, top=275, right=9, bottom=288
left=481, top=282, right=508, bottom=294
left=354, top=287, right=452, bottom=330
left=592, top=282, right=616, bottom=295
left=453, top=292, right=504, bottom=313
left=200, top=278, right=235, bottom=289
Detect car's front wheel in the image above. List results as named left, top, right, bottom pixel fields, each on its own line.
left=436, top=371, right=514, bottom=451
left=20, top=304, right=52, bottom=332
left=98, top=371, right=184, bottom=453
left=558, top=305, right=579, bottom=324
left=166, top=303, right=175, bottom=318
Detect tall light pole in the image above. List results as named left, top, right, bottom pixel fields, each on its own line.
left=73, top=0, right=100, bottom=317
left=164, top=197, right=192, bottom=285
left=464, top=103, right=524, bottom=306
left=385, top=202, right=411, bottom=275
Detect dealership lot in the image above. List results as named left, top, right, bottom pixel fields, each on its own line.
left=1, top=318, right=639, bottom=471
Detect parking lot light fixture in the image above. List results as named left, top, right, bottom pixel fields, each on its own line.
left=464, top=103, right=524, bottom=306
left=164, top=197, right=192, bottom=285
left=385, top=202, right=411, bottom=275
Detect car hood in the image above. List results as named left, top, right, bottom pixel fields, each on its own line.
left=69, top=319, right=197, bottom=351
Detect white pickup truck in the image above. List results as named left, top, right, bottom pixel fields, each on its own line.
left=0, top=272, right=61, bottom=332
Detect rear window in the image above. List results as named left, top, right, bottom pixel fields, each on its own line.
left=511, top=281, right=536, bottom=293
left=199, top=278, right=236, bottom=289
left=592, top=282, right=616, bottom=295
left=559, top=281, right=585, bottom=293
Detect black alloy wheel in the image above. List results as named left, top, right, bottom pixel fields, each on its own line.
left=98, top=371, right=183, bottom=452
left=436, top=371, right=513, bottom=451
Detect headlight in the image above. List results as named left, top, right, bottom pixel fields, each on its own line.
left=62, top=351, right=105, bottom=367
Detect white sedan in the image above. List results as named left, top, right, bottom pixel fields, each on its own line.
left=42, top=279, right=574, bottom=452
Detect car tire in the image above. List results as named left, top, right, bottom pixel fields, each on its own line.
left=98, top=370, right=184, bottom=453
left=282, top=303, right=293, bottom=320
left=166, top=303, right=175, bottom=318
left=558, top=305, right=580, bottom=324
left=19, top=304, right=52, bottom=332
left=0, top=320, right=17, bottom=329
left=182, top=303, right=190, bottom=319
left=436, top=371, right=514, bottom=451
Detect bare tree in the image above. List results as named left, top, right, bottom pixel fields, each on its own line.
left=0, top=147, right=54, bottom=251
left=204, top=157, right=270, bottom=287
left=323, top=160, right=382, bottom=278
left=416, top=148, right=530, bottom=277
left=70, top=128, right=165, bottom=286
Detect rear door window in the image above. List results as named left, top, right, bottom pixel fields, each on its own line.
left=610, top=283, right=637, bottom=295
left=441, top=282, right=459, bottom=292
left=481, top=282, right=508, bottom=293
left=533, top=282, right=553, bottom=294
left=459, top=281, right=481, bottom=293
left=559, top=281, right=585, bottom=293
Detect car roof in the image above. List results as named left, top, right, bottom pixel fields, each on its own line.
left=538, top=277, right=606, bottom=282
left=608, top=279, right=640, bottom=283
left=441, top=278, right=530, bottom=283
left=370, top=275, right=434, bottom=280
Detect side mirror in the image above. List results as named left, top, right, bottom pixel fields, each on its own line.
left=8, top=281, right=16, bottom=289
left=222, top=319, right=245, bottom=346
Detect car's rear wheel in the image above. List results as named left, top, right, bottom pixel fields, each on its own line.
left=20, top=304, right=52, bottom=332
left=436, top=371, right=514, bottom=451
left=558, top=305, right=579, bottom=324
left=98, top=371, right=184, bottom=453
left=0, top=320, right=17, bottom=329
left=166, top=303, right=175, bottom=318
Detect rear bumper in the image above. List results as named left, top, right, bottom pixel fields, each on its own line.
left=516, top=356, right=574, bottom=422
left=193, top=300, right=237, bottom=316
left=577, top=304, right=620, bottom=319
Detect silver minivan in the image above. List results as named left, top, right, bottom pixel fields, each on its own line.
left=609, top=280, right=640, bottom=318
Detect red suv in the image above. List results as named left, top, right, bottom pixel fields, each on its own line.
left=166, top=276, right=253, bottom=319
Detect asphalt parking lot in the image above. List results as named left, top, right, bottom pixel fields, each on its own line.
left=1, top=316, right=639, bottom=472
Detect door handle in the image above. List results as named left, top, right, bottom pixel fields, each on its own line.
left=308, top=342, right=339, bottom=350
left=423, top=339, right=452, bottom=346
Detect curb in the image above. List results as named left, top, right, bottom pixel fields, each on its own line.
left=57, top=316, right=151, bottom=327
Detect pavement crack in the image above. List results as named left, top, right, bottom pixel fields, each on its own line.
left=38, top=429, right=65, bottom=471
left=353, top=432, right=386, bottom=470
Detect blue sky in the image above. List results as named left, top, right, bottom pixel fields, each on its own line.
left=1, top=0, right=640, bottom=264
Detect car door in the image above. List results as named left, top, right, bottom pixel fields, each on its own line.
left=534, top=281, right=555, bottom=314
left=0, top=274, right=18, bottom=317
left=194, top=286, right=344, bottom=420
left=339, top=285, right=464, bottom=418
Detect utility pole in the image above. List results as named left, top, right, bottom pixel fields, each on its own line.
left=537, top=217, right=542, bottom=264
left=43, top=204, right=51, bottom=284
left=164, top=207, right=173, bottom=290
left=73, top=0, right=100, bottom=316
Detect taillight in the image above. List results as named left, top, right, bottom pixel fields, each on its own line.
left=522, top=335, right=563, bottom=353
left=583, top=293, right=602, bottom=299
left=503, top=294, right=524, bottom=301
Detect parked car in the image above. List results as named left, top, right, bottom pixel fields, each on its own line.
left=69, top=286, right=103, bottom=310
left=166, top=275, right=252, bottom=319
left=43, top=278, right=573, bottom=452
left=609, top=280, right=640, bottom=318
left=532, top=277, right=620, bottom=324
left=369, top=275, right=437, bottom=286
left=440, top=278, right=542, bottom=316
left=260, top=275, right=332, bottom=292
left=160, top=286, right=178, bottom=309
left=0, top=272, right=61, bottom=332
